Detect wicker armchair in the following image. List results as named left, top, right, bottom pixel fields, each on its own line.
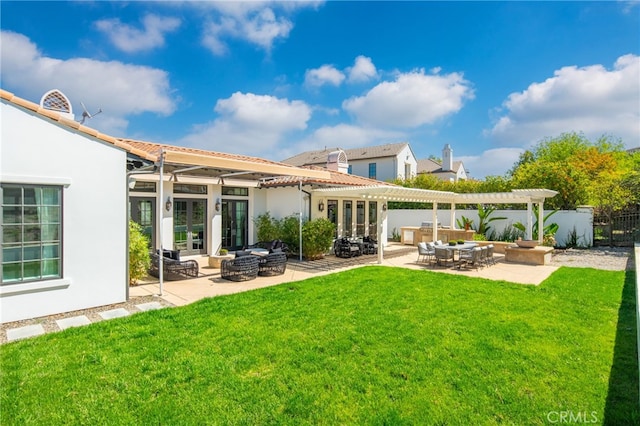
left=149, top=253, right=199, bottom=281
left=258, top=251, right=288, bottom=276
left=221, top=255, right=260, bottom=282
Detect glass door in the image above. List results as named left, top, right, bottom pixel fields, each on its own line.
left=356, top=201, right=365, bottom=237
left=173, top=199, right=206, bottom=255
left=368, top=201, right=378, bottom=237
left=343, top=200, right=353, bottom=237
left=221, top=200, right=248, bottom=251
left=130, top=197, right=155, bottom=249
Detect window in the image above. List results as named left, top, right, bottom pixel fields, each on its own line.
left=343, top=200, right=353, bottom=237
left=368, top=163, right=377, bottom=179
left=131, top=181, right=156, bottom=193
left=222, top=187, right=249, bottom=196
left=174, top=184, right=207, bottom=194
left=2, top=185, right=62, bottom=284
left=327, top=200, right=338, bottom=238
left=348, top=165, right=353, bottom=174
left=405, top=163, right=412, bottom=179
left=356, top=201, right=365, bottom=237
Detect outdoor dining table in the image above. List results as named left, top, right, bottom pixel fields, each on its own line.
left=434, top=242, right=478, bottom=261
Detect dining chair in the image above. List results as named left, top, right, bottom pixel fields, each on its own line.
left=434, top=247, right=454, bottom=267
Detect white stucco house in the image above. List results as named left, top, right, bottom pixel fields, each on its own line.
left=1, top=89, right=157, bottom=323
left=1, top=89, right=558, bottom=323
left=417, top=144, right=468, bottom=182
left=282, top=142, right=418, bottom=182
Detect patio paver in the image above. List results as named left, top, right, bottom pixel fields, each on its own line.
left=56, top=315, right=91, bottom=330
left=136, top=301, right=164, bottom=312
left=6, top=324, right=45, bottom=342
left=98, top=308, right=130, bottom=320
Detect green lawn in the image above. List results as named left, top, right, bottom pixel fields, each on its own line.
left=1, top=266, right=637, bottom=425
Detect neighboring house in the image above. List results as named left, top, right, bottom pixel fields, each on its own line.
left=1, top=89, right=156, bottom=323
left=417, top=144, right=468, bottom=182
left=282, top=142, right=417, bottom=182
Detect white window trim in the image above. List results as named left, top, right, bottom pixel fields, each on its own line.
left=0, top=278, right=71, bottom=297
left=1, top=175, right=72, bottom=187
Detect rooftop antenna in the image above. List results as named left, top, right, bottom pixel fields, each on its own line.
left=79, top=101, right=102, bottom=124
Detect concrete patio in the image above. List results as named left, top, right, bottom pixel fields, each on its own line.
left=130, top=243, right=560, bottom=307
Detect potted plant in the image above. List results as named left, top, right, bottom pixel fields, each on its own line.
left=208, top=248, right=234, bottom=268
left=457, top=239, right=465, bottom=244
left=448, top=241, right=457, bottom=246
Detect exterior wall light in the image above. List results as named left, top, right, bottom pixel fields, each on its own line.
left=382, top=203, right=387, bottom=211
left=318, top=201, right=325, bottom=212
left=215, top=198, right=221, bottom=212
left=165, top=196, right=172, bottom=212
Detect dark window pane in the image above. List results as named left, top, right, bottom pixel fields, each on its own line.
left=3, top=187, right=22, bottom=205
left=23, top=188, right=38, bottom=205
left=24, top=207, right=39, bottom=224
left=23, top=245, right=41, bottom=261
left=2, top=263, right=21, bottom=282
left=24, top=226, right=41, bottom=242
left=222, top=187, right=248, bottom=196
left=3, top=226, right=22, bottom=243
left=42, top=187, right=60, bottom=205
left=3, top=246, right=22, bottom=262
left=2, top=206, right=21, bottom=224
left=41, top=225, right=60, bottom=241
left=42, top=244, right=59, bottom=259
left=42, top=259, right=59, bottom=277
left=23, top=261, right=41, bottom=280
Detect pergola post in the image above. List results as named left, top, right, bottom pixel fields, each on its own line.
left=450, top=204, right=456, bottom=230
left=537, top=200, right=544, bottom=245
left=526, top=201, right=533, bottom=240
left=432, top=202, right=439, bottom=242
left=377, top=201, right=385, bottom=264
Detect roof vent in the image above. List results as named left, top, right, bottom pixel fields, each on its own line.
left=327, top=149, right=349, bottom=173
left=40, top=89, right=74, bottom=120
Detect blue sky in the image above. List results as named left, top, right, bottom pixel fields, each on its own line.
left=1, top=1, right=638, bottom=178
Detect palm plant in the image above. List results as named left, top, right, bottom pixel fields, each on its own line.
left=513, top=205, right=559, bottom=243
left=475, top=205, right=507, bottom=237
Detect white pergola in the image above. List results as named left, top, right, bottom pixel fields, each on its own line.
left=313, top=185, right=558, bottom=263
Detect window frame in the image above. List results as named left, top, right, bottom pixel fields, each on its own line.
left=1, top=184, right=63, bottom=285
left=368, top=163, right=377, bottom=180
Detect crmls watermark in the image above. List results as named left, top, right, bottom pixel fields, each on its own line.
left=546, top=410, right=598, bottom=423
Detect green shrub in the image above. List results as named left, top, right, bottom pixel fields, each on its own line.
left=280, top=215, right=302, bottom=254
left=129, top=220, right=150, bottom=285
left=302, top=218, right=336, bottom=260
left=254, top=212, right=281, bottom=242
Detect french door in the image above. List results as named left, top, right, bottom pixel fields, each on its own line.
left=221, top=200, right=248, bottom=251
left=173, top=199, right=206, bottom=255
left=130, top=197, right=155, bottom=249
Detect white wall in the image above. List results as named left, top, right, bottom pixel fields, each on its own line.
left=387, top=207, right=594, bottom=247
left=1, top=102, right=128, bottom=323
left=349, top=157, right=398, bottom=182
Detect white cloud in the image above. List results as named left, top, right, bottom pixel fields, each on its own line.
left=0, top=31, right=177, bottom=135
left=180, top=92, right=311, bottom=158
left=94, top=14, right=181, bottom=53
left=488, top=54, right=640, bottom=148
left=457, top=148, right=524, bottom=179
left=304, top=64, right=345, bottom=87
left=347, top=55, right=378, bottom=83
left=200, top=2, right=322, bottom=55
left=343, top=68, right=474, bottom=128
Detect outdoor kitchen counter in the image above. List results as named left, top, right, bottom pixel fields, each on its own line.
left=400, top=226, right=475, bottom=245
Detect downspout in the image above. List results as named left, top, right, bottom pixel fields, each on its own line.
left=158, top=151, right=164, bottom=296
left=126, top=163, right=157, bottom=301
left=298, top=180, right=303, bottom=262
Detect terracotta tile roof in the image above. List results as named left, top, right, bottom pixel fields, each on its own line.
left=282, top=142, right=410, bottom=166
left=122, top=139, right=298, bottom=167
left=0, top=89, right=157, bottom=162
left=260, top=165, right=399, bottom=188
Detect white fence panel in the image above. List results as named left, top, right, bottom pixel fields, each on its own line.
left=387, top=207, right=593, bottom=247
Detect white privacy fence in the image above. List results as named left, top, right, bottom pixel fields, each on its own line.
left=387, top=207, right=594, bottom=247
